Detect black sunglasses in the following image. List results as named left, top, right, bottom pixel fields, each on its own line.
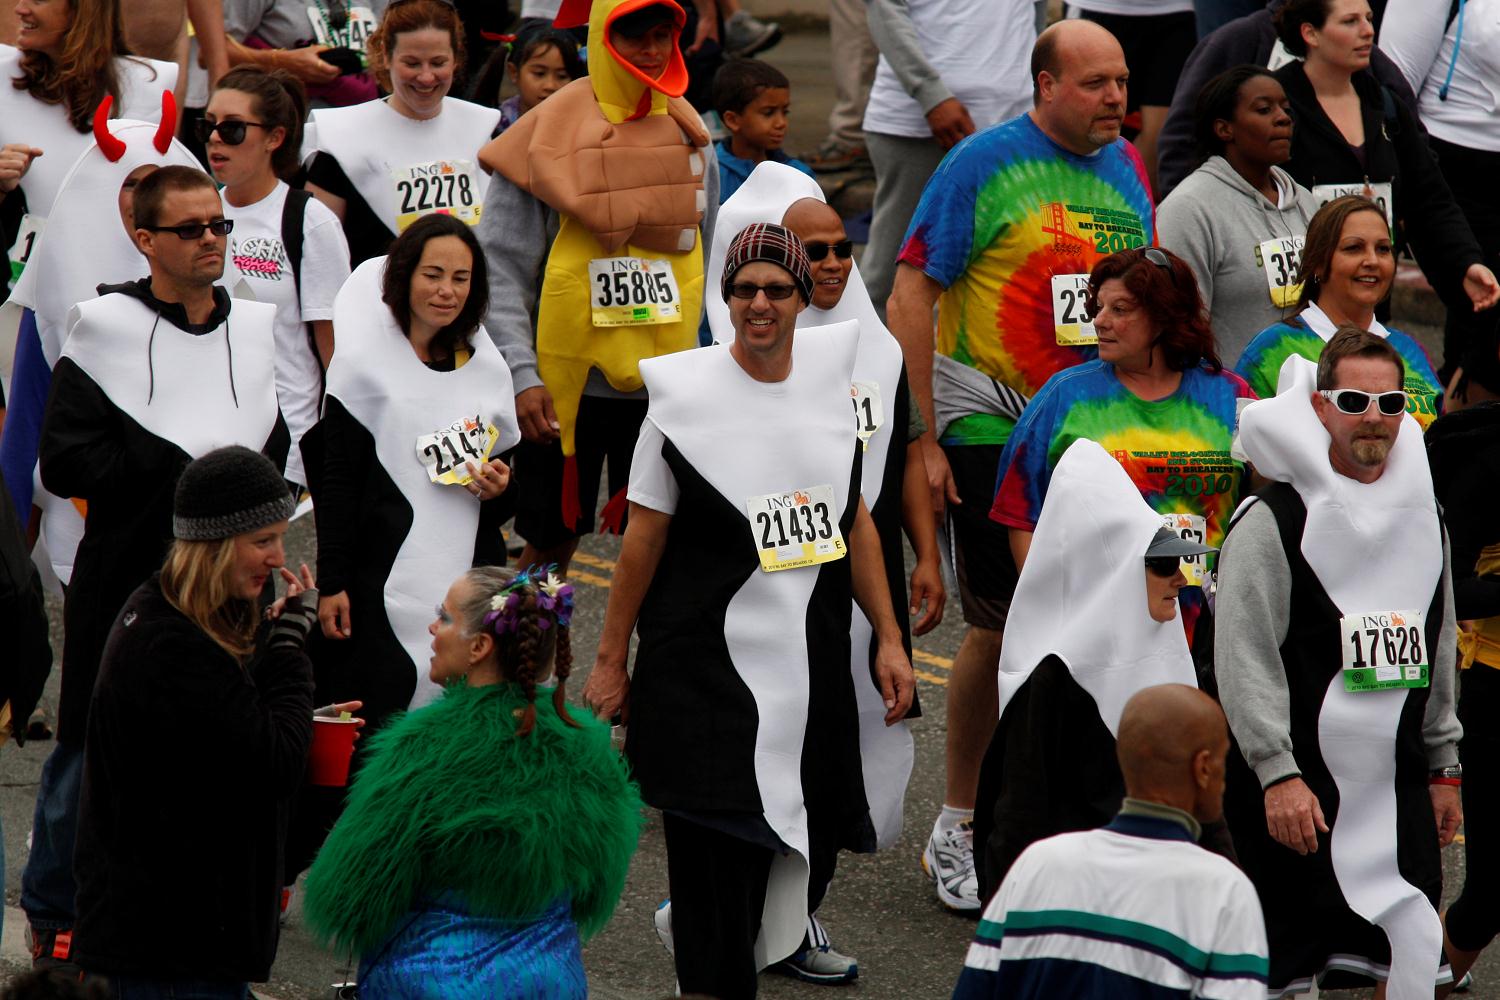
left=147, top=219, right=234, bottom=240
left=194, top=118, right=269, bottom=146
left=804, top=240, right=853, bottom=262
left=728, top=282, right=798, bottom=300
left=1145, top=556, right=1182, bottom=578
left=1318, top=388, right=1407, bottom=416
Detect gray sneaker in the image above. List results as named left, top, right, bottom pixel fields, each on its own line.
left=724, top=9, right=783, bottom=57
left=773, top=916, right=858, bottom=985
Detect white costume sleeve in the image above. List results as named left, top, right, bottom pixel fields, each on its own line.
left=627, top=419, right=680, bottom=515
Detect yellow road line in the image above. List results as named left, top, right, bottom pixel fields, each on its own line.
left=565, top=556, right=952, bottom=686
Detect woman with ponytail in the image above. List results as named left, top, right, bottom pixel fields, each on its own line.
left=302, top=565, right=643, bottom=998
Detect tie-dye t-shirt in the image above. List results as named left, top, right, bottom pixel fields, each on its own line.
left=989, top=360, right=1255, bottom=640
left=1235, top=313, right=1443, bottom=430
left=897, top=112, right=1155, bottom=447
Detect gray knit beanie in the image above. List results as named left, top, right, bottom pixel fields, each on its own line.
left=173, top=446, right=295, bottom=541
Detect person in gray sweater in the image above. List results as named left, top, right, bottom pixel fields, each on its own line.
left=1158, top=65, right=1318, bottom=366
left=1213, top=328, right=1461, bottom=996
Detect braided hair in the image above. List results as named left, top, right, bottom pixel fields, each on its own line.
left=459, top=565, right=579, bottom=737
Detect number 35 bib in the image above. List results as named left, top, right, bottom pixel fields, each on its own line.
left=415, top=415, right=499, bottom=486
left=588, top=257, right=682, bottom=326
left=745, top=484, right=846, bottom=572
left=392, top=160, right=482, bottom=231
left=1341, top=609, right=1429, bottom=692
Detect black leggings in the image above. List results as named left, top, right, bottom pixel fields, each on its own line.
left=1446, top=665, right=1500, bottom=951
left=1430, top=136, right=1500, bottom=383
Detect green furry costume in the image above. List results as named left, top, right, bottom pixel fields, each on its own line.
left=302, top=682, right=643, bottom=958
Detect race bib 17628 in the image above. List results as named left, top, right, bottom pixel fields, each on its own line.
left=1051, top=273, right=1096, bottom=346
left=851, top=380, right=883, bottom=450
left=588, top=257, right=682, bottom=327
left=1341, top=609, right=1430, bottom=692
left=415, top=415, right=499, bottom=487
left=745, top=484, right=846, bottom=572
left=392, top=160, right=482, bottom=231
left=1255, top=235, right=1304, bottom=308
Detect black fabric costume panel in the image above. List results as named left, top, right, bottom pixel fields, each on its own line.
left=307, top=396, right=417, bottom=735
left=627, top=438, right=764, bottom=814
left=866, top=366, right=920, bottom=719
left=306, top=152, right=397, bottom=267
left=1219, top=483, right=1444, bottom=991
left=974, top=655, right=1122, bottom=902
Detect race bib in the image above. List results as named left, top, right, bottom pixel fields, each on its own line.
left=1341, top=609, right=1429, bottom=692
left=1051, top=274, right=1096, bottom=346
left=7, top=213, right=43, bottom=285
left=745, top=484, right=846, bottom=573
left=1255, top=236, right=1304, bottom=308
left=392, top=160, right=482, bottom=231
left=415, top=415, right=499, bottom=486
left=308, top=4, right=377, bottom=52
left=588, top=257, right=682, bottom=327
left=1161, top=512, right=1208, bottom=588
left=851, top=380, right=883, bottom=450
left=1312, top=181, right=1395, bottom=232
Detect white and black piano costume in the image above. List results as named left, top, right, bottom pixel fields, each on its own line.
left=0, top=107, right=205, bottom=590
left=705, top=161, right=917, bottom=848
left=972, top=439, right=1198, bottom=899
left=41, top=283, right=284, bottom=745
left=628, top=319, right=875, bottom=967
left=1216, top=355, right=1458, bottom=998
left=310, top=257, right=519, bottom=732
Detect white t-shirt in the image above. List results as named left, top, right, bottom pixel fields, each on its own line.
left=1065, top=0, right=1193, bottom=14
left=1381, top=0, right=1500, bottom=153
left=224, top=181, right=350, bottom=486
left=627, top=419, right=681, bottom=515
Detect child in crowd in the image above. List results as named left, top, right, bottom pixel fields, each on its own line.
left=711, top=58, right=814, bottom=202
left=497, top=27, right=585, bottom=134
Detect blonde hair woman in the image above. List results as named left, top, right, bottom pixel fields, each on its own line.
left=69, top=446, right=320, bottom=995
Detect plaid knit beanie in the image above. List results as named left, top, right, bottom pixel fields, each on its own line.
left=721, top=222, right=814, bottom=304
left=173, top=446, right=295, bottom=541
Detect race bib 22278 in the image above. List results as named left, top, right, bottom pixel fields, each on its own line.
left=392, top=159, right=482, bottom=232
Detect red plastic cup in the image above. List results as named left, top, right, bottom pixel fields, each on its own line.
left=307, top=717, right=359, bottom=787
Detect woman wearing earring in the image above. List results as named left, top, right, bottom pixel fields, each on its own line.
left=1237, top=194, right=1444, bottom=429
left=1271, top=0, right=1500, bottom=322
left=206, top=66, right=351, bottom=492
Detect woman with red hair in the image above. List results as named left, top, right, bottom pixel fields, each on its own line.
left=989, top=246, right=1255, bottom=647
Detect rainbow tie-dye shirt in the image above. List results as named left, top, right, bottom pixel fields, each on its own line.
left=898, top=113, right=1155, bottom=447
left=1235, top=311, right=1443, bottom=430
left=990, top=360, right=1255, bottom=640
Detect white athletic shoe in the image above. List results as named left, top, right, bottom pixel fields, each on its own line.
left=922, top=820, right=980, bottom=912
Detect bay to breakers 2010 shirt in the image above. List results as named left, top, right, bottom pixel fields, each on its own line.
left=898, top=112, right=1154, bottom=447
left=1234, top=302, right=1443, bottom=430
left=954, top=814, right=1269, bottom=1000
left=990, top=360, right=1253, bottom=640
left=626, top=320, right=874, bottom=970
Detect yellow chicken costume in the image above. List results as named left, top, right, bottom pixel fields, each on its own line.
left=477, top=0, right=710, bottom=529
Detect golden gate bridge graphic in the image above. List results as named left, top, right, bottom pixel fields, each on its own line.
left=1041, top=201, right=1087, bottom=255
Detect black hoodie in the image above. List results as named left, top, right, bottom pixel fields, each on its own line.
left=37, top=279, right=288, bottom=745
left=1426, top=402, right=1500, bottom=621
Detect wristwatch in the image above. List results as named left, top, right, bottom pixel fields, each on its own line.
left=1430, top=764, right=1463, bottom=783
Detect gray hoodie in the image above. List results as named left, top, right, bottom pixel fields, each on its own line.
left=1157, top=155, right=1319, bottom=367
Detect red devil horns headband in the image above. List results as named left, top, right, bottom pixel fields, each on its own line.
left=92, top=91, right=177, bottom=162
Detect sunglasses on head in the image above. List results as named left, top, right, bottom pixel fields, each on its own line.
left=1145, top=556, right=1182, bottom=578
left=803, top=239, right=853, bottom=262
left=728, top=282, right=798, bottom=300
left=146, top=219, right=234, bottom=240
left=194, top=118, right=269, bottom=146
left=1143, top=247, right=1171, bottom=269
left=1318, top=388, right=1407, bottom=416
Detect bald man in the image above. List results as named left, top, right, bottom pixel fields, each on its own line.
left=953, top=685, right=1268, bottom=999
left=889, top=18, right=1156, bottom=914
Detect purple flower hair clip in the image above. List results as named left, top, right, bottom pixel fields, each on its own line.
left=482, top=564, right=575, bottom=636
